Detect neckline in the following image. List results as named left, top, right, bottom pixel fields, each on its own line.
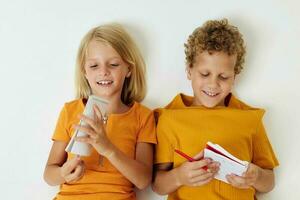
left=178, top=93, right=235, bottom=109
left=80, top=99, right=137, bottom=117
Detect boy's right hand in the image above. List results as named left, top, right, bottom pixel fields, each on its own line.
left=175, top=151, right=220, bottom=187
left=60, top=155, right=85, bottom=183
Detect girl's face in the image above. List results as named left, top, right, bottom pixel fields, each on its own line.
left=187, top=51, right=236, bottom=108
left=84, top=40, right=131, bottom=100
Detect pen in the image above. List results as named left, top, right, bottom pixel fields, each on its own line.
left=174, top=149, right=208, bottom=170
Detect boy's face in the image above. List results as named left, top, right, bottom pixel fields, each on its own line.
left=187, top=51, right=236, bottom=108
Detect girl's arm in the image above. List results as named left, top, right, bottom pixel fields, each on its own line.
left=106, top=142, right=154, bottom=189
left=152, top=152, right=219, bottom=195
left=226, top=163, right=275, bottom=193
left=43, top=141, right=85, bottom=186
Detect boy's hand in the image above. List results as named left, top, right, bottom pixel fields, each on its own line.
left=226, top=163, right=261, bottom=189
left=175, top=151, right=220, bottom=187
left=60, top=155, right=85, bottom=183
left=74, top=105, right=114, bottom=157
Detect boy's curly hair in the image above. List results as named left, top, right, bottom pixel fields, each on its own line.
left=184, top=19, right=246, bottom=74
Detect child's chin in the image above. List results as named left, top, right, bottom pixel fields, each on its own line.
left=202, top=101, right=220, bottom=108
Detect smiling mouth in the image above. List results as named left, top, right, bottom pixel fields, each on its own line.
left=96, top=80, right=113, bottom=86
left=203, top=90, right=219, bottom=97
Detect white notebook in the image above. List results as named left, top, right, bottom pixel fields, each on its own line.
left=204, top=141, right=249, bottom=183
left=65, top=95, right=108, bottom=156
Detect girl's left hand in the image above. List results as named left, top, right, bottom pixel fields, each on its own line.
left=226, top=163, right=261, bottom=189
left=74, top=105, right=114, bottom=157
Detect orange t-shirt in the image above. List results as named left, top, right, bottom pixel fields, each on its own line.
left=52, top=99, right=157, bottom=200
left=155, top=93, right=279, bottom=200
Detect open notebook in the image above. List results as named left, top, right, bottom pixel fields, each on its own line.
left=65, top=95, right=108, bottom=156
left=204, top=141, right=249, bottom=183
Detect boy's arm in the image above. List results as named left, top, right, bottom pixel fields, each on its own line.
left=152, top=163, right=180, bottom=195
left=104, top=142, right=154, bottom=190
left=152, top=154, right=219, bottom=195
left=253, top=168, right=275, bottom=192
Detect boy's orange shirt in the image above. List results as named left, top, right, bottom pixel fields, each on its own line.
left=52, top=99, right=157, bottom=200
left=155, top=93, right=279, bottom=200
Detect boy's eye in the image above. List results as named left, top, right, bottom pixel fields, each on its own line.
left=200, top=73, right=209, bottom=77
left=219, top=76, right=229, bottom=80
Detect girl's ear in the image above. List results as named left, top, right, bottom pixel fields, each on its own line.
left=186, top=66, right=192, bottom=80
left=126, top=67, right=131, bottom=78
left=126, top=71, right=131, bottom=78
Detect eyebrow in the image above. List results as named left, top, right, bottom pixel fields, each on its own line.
left=85, top=56, right=122, bottom=62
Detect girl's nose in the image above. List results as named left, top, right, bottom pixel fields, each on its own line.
left=98, top=66, right=109, bottom=76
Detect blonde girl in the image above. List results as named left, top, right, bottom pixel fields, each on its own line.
left=44, top=23, right=156, bottom=200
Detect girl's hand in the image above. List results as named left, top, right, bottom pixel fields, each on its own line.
left=226, top=163, right=261, bottom=189
left=74, top=105, right=114, bottom=157
left=60, top=155, right=85, bottom=183
left=175, top=151, right=220, bottom=187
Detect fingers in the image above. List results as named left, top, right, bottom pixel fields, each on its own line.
left=207, top=161, right=220, bottom=173
left=226, top=174, right=252, bottom=189
left=64, top=160, right=85, bottom=183
left=75, top=136, right=93, bottom=144
left=178, top=161, right=216, bottom=187
left=61, top=156, right=86, bottom=183
left=74, top=124, right=97, bottom=139
left=191, top=174, right=214, bottom=186
left=191, top=158, right=212, bottom=170
left=62, top=155, right=81, bottom=174
left=192, top=176, right=214, bottom=186
left=78, top=114, right=102, bottom=133
left=193, top=150, right=204, bottom=160
left=93, top=105, right=104, bottom=122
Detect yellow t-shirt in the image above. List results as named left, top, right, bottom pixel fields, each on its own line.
left=155, top=93, right=279, bottom=200
left=52, top=99, right=157, bottom=200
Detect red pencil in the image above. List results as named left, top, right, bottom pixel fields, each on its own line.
left=174, top=149, right=208, bottom=170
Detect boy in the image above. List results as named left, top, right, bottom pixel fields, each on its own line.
left=152, top=19, right=279, bottom=200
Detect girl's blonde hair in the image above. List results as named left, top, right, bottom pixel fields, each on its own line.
left=75, top=23, right=146, bottom=104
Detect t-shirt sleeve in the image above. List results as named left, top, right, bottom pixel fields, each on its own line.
left=154, top=112, right=174, bottom=164
left=252, top=111, right=279, bottom=169
left=52, top=105, right=71, bottom=142
left=137, top=110, right=157, bottom=144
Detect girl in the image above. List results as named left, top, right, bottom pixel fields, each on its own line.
left=44, top=23, right=156, bottom=200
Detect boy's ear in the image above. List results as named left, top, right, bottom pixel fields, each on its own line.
left=186, top=66, right=192, bottom=80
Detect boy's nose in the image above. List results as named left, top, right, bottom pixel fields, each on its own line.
left=207, top=77, right=219, bottom=88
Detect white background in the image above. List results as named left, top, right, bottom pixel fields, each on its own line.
left=0, top=0, right=299, bottom=199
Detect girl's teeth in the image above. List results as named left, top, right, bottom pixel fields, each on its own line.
left=97, top=80, right=113, bottom=85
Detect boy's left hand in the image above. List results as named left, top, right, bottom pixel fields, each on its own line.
left=226, top=163, right=261, bottom=189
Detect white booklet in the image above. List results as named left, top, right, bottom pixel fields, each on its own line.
left=204, top=141, right=249, bottom=183
left=65, top=95, right=109, bottom=156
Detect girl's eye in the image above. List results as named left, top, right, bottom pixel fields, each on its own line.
left=110, top=63, right=119, bottom=67
left=90, top=64, right=98, bottom=68
left=200, top=73, right=209, bottom=77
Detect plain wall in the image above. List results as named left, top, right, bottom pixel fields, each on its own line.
left=0, top=0, right=299, bottom=199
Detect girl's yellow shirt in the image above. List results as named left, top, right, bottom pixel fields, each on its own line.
left=52, top=99, right=157, bottom=200
left=155, top=93, right=279, bottom=200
